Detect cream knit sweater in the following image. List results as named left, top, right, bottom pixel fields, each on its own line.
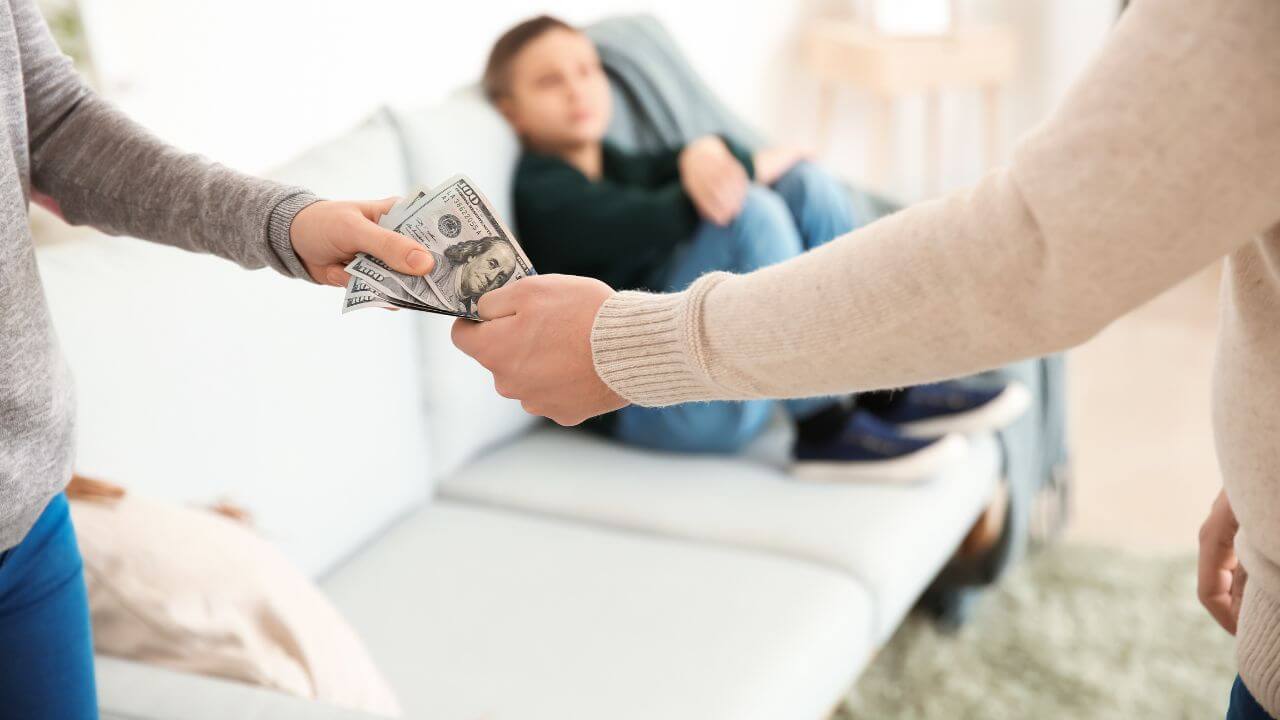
left=590, top=0, right=1280, bottom=708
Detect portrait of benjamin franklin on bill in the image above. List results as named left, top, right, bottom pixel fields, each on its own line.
left=429, top=236, right=519, bottom=315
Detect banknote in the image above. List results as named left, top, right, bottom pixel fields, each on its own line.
left=340, top=175, right=534, bottom=319
left=345, top=254, right=433, bottom=307
left=343, top=276, right=464, bottom=317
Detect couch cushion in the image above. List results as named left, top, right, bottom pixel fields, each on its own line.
left=388, top=88, right=537, bottom=479
left=438, top=426, right=1000, bottom=642
left=37, top=236, right=430, bottom=577
left=323, top=501, right=873, bottom=720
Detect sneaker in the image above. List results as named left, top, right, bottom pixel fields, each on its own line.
left=862, top=380, right=1031, bottom=438
left=791, top=410, right=966, bottom=483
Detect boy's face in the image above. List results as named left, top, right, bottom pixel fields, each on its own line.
left=501, top=28, right=611, bottom=150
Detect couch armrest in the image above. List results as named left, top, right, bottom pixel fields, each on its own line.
left=97, top=656, right=388, bottom=720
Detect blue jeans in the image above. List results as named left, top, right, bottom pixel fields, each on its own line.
left=1228, top=676, right=1276, bottom=720
left=0, top=493, right=98, bottom=719
left=614, top=162, right=857, bottom=453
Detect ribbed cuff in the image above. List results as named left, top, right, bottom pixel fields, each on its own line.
left=1238, top=579, right=1280, bottom=718
left=266, top=191, right=323, bottom=281
left=590, top=273, right=731, bottom=407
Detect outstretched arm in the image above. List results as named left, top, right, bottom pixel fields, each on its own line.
left=455, top=0, right=1280, bottom=425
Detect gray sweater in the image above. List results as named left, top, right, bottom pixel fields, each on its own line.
left=0, top=0, right=318, bottom=551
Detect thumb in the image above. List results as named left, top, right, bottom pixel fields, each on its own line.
left=356, top=220, right=435, bottom=276
left=476, top=281, right=523, bottom=321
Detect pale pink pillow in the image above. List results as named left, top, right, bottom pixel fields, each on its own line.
left=71, top=493, right=401, bottom=717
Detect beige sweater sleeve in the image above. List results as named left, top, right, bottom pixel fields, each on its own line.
left=592, top=0, right=1280, bottom=406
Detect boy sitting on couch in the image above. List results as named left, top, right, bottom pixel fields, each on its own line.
left=483, top=16, right=1029, bottom=481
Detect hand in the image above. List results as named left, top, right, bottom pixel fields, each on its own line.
left=1198, top=489, right=1246, bottom=635
left=290, top=198, right=434, bottom=286
left=753, top=146, right=811, bottom=186
left=678, top=135, right=749, bottom=226
left=451, top=274, right=627, bottom=425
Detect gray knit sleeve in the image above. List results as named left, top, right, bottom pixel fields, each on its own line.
left=12, top=0, right=318, bottom=279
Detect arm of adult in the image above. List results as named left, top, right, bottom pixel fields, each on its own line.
left=594, top=0, right=1280, bottom=406
left=15, top=0, right=430, bottom=285
left=453, top=0, right=1280, bottom=425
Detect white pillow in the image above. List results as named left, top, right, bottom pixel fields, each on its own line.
left=72, top=493, right=401, bottom=717
left=390, top=87, right=539, bottom=479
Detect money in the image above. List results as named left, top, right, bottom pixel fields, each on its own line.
left=340, top=175, right=535, bottom=320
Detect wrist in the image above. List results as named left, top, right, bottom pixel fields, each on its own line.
left=590, top=274, right=732, bottom=407
left=269, top=191, right=323, bottom=281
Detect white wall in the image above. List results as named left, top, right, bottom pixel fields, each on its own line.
left=76, top=0, right=1119, bottom=201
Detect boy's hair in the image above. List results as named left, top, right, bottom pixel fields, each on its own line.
left=482, top=15, right=577, bottom=102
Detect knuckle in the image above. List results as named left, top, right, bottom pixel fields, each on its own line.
left=449, top=322, right=470, bottom=351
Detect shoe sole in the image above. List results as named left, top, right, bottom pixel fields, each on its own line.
left=893, top=382, right=1032, bottom=439
left=790, top=433, right=968, bottom=484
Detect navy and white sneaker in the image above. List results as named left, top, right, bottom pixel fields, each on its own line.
left=791, top=410, right=966, bottom=483
left=862, top=380, right=1031, bottom=438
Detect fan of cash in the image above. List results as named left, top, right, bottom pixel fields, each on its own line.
left=341, top=174, right=534, bottom=320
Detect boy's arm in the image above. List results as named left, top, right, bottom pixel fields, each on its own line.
left=624, top=148, right=684, bottom=185
left=719, top=136, right=756, bottom=178
left=519, top=167, right=700, bottom=278
left=627, top=136, right=755, bottom=185
left=677, top=136, right=755, bottom=227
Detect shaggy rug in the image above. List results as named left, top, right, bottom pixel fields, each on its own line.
left=836, top=545, right=1237, bottom=719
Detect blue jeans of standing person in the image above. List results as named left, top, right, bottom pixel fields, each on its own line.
left=613, top=162, right=858, bottom=454
left=1228, top=676, right=1276, bottom=720
left=0, top=493, right=98, bottom=719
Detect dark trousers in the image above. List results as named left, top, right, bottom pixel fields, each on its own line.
left=1228, top=676, right=1277, bottom=720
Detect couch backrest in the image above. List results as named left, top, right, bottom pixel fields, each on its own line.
left=387, top=88, right=540, bottom=480
left=35, top=110, right=431, bottom=577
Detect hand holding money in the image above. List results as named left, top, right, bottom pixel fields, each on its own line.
left=290, top=198, right=435, bottom=286
left=451, top=274, right=625, bottom=426
left=341, top=175, right=535, bottom=320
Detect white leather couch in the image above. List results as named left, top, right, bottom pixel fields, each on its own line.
left=36, top=89, right=1000, bottom=720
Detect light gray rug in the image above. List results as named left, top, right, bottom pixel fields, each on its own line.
left=836, top=545, right=1237, bottom=720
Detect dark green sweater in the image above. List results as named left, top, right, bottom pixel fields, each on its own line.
left=513, top=139, right=754, bottom=291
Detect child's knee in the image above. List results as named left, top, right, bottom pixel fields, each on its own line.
left=728, top=188, right=803, bottom=267
left=734, top=186, right=792, bottom=231
left=780, top=161, right=844, bottom=201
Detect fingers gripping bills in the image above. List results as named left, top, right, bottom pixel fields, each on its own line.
left=341, top=175, right=535, bottom=319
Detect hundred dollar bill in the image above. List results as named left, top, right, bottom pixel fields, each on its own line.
left=342, top=276, right=465, bottom=317
left=343, top=290, right=395, bottom=314
left=342, top=277, right=393, bottom=314
left=379, top=189, right=428, bottom=230
left=345, top=253, right=443, bottom=309
left=348, top=184, right=453, bottom=307
left=376, top=174, right=533, bottom=319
